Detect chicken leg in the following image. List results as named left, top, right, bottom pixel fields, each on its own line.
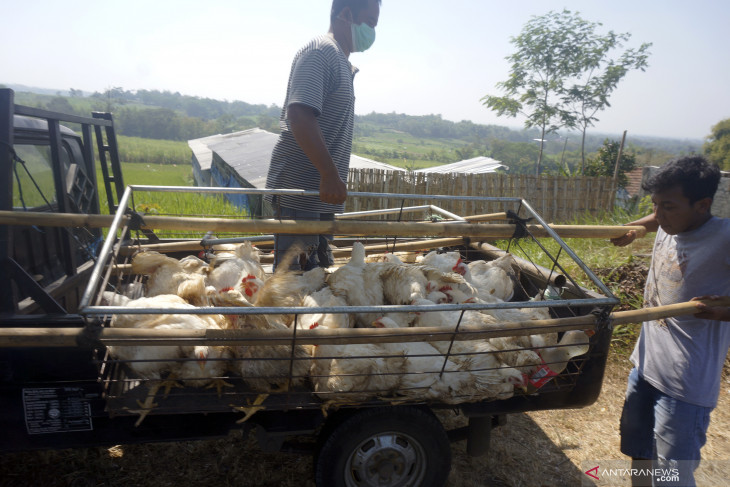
left=231, top=394, right=268, bottom=423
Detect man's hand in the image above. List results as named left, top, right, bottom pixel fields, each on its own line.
left=319, top=171, right=347, bottom=204
left=610, top=230, right=637, bottom=247
left=609, top=214, right=658, bottom=247
left=691, top=295, right=730, bottom=321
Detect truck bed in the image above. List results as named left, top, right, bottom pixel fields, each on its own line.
left=77, top=187, right=616, bottom=424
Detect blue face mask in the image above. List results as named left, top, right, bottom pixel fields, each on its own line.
left=350, top=21, right=376, bottom=52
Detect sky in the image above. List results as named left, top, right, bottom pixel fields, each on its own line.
left=3, top=0, right=729, bottom=141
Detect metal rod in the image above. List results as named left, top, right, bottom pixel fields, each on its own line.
left=518, top=199, right=616, bottom=299
left=80, top=297, right=616, bottom=317
left=128, top=185, right=524, bottom=204
left=14, top=104, right=114, bottom=127
left=335, top=205, right=432, bottom=219
left=78, top=186, right=133, bottom=309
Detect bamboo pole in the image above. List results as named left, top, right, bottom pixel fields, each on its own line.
left=120, top=240, right=209, bottom=254
left=1, top=298, right=727, bottom=348
left=0, top=210, right=647, bottom=240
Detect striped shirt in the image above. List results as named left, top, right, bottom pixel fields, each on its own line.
left=265, top=34, right=358, bottom=213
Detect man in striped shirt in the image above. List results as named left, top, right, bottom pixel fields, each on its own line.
left=266, top=0, right=381, bottom=270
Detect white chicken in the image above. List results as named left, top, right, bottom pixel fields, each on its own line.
left=310, top=317, right=406, bottom=405
left=107, top=294, right=230, bottom=426
left=206, top=241, right=266, bottom=292
left=227, top=312, right=313, bottom=394
left=253, top=266, right=327, bottom=326
left=535, top=330, right=591, bottom=375
left=411, top=296, right=545, bottom=378
left=419, top=251, right=519, bottom=303
left=421, top=269, right=478, bottom=304
left=439, top=289, right=555, bottom=347
left=419, top=250, right=471, bottom=279
left=479, top=292, right=558, bottom=366
left=175, top=273, right=214, bottom=307
left=296, top=286, right=354, bottom=331
left=365, top=252, right=413, bottom=264
left=371, top=262, right=430, bottom=305
left=468, top=254, right=518, bottom=302
left=371, top=316, right=479, bottom=404
left=518, top=330, right=592, bottom=390
left=368, top=261, right=473, bottom=306
left=327, top=242, right=385, bottom=327
left=131, top=251, right=210, bottom=301
left=407, top=302, right=528, bottom=399
left=179, top=254, right=209, bottom=274
left=218, top=263, right=325, bottom=416
left=311, top=342, right=406, bottom=406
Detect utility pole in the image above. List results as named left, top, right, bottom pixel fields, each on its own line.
left=613, top=130, right=627, bottom=181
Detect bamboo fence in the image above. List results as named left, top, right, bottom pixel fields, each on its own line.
left=346, top=169, right=618, bottom=223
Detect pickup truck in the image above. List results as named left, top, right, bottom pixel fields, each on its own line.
left=0, top=88, right=618, bottom=487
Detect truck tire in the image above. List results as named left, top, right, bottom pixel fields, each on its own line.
left=314, top=406, right=451, bottom=487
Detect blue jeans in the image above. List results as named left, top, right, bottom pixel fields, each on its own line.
left=620, top=368, right=712, bottom=487
left=273, top=205, right=334, bottom=271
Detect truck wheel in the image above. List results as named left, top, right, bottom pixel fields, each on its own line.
left=314, top=406, right=451, bottom=487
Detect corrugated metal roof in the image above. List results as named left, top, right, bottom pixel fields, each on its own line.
left=189, top=128, right=403, bottom=188
left=351, top=154, right=406, bottom=172
left=414, top=156, right=508, bottom=174
left=188, top=132, right=243, bottom=171
left=208, top=128, right=279, bottom=189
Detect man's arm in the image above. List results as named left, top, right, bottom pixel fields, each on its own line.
left=610, top=213, right=659, bottom=247
left=288, top=103, right=347, bottom=205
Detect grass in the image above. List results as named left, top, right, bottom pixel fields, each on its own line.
left=116, top=135, right=192, bottom=165
left=11, top=145, right=56, bottom=208
left=96, top=160, right=246, bottom=238
left=116, top=162, right=244, bottom=217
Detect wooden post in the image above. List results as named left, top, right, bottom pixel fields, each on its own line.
left=613, top=130, right=628, bottom=181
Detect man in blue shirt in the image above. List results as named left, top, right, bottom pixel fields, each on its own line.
left=612, top=156, right=730, bottom=486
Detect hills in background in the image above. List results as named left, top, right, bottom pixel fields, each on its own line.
left=2, top=83, right=703, bottom=173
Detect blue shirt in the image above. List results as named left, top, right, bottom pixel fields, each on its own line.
left=631, top=216, right=730, bottom=407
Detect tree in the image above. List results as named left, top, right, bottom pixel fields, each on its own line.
left=482, top=10, right=592, bottom=175
left=482, top=10, right=652, bottom=176
left=488, top=140, right=541, bottom=175
left=93, top=87, right=132, bottom=112
left=703, top=119, right=730, bottom=171
left=584, top=139, right=636, bottom=188
left=46, top=96, right=75, bottom=115
left=563, top=21, right=651, bottom=171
